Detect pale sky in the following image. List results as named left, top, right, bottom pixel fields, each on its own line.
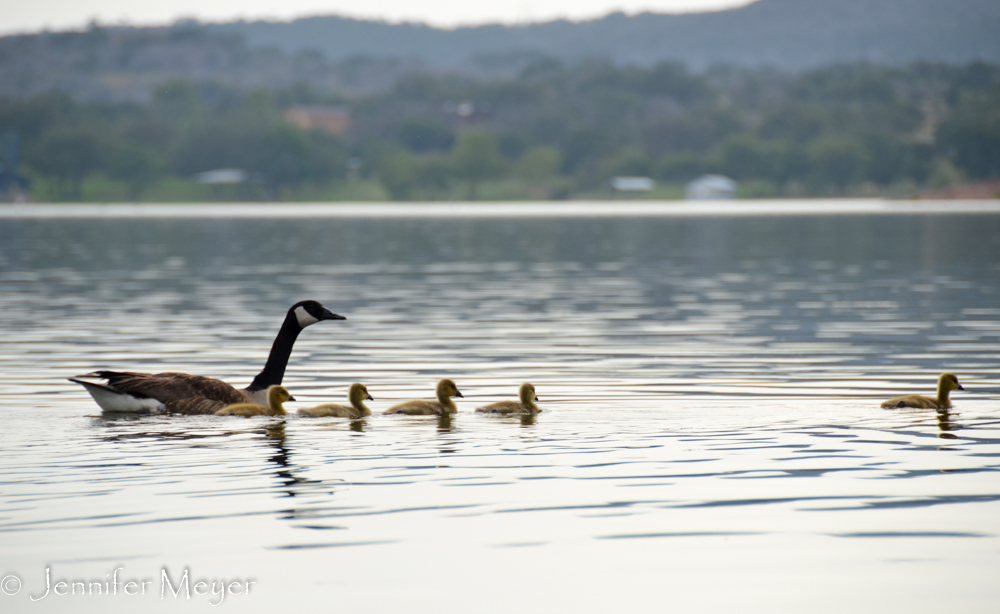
left=1, top=0, right=757, bottom=35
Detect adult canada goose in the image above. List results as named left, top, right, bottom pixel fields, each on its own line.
left=475, top=382, right=540, bottom=415
left=69, top=300, right=345, bottom=414
left=299, top=383, right=373, bottom=418
left=216, top=385, right=293, bottom=417
left=881, top=373, right=964, bottom=410
left=383, top=379, right=463, bottom=415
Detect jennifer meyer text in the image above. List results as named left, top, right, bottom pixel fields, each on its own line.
left=2, top=567, right=254, bottom=606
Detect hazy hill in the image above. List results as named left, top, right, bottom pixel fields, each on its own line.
left=1, top=0, right=998, bottom=102
left=212, top=0, right=1000, bottom=70
left=0, top=24, right=424, bottom=101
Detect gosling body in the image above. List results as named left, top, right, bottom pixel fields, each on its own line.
left=384, top=379, right=463, bottom=415
left=299, top=383, right=373, bottom=418
left=476, top=383, right=540, bottom=415
left=881, top=373, right=964, bottom=410
left=216, top=385, right=293, bottom=417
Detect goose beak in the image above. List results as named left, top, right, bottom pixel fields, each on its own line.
left=367, top=393, right=374, bottom=401
left=956, top=384, right=965, bottom=390
left=455, top=391, right=464, bottom=398
left=288, top=395, right=297, bottom=402
left=320, top=308, right=346, bottom=321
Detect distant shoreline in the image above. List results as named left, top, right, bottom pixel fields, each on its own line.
left=3, top=200, right=998, bottom=219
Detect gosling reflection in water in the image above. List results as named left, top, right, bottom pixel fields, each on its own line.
left=937, top=411, right=961, bottom=437
left=437, top=413, right=454, bottom=433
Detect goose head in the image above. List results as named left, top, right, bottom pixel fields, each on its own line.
left=292, top=300, right=346, bottom=329
left=349, top=382, right=374, bottom=404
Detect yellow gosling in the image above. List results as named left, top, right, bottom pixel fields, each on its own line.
left=384, top=379, right=463, bottom=415
left=476, top=383, right=540, bottom=415
left=299, top=383, right=373, bottom=418
left=216, top=385, right=293, bottom=417
left=881, top=373, right=964, bottom=410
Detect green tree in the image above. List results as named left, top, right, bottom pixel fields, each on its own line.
left=370, top=144, right=418, bottom=200
left=656, top=151, right=706, bottom=183
left=106, top=144, right=162, bottom=200
left=450, top=130, right=506, bottom=200
left=808, top=136, right=870, bottom=189
left=26, top=128, right=104, bottom=198
left=718, top=135, right=789, bottom=182
left=172, top=118, right=342, bottom=198
left=397, top=119, right=454, bottom=152
left=516, top=146, right=561, bottom=183
left=938, top=92, right=1000, bottom=179
left=595, top=147, right=653, bottom=183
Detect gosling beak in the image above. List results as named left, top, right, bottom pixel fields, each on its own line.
left=956, top=384, right=965, bottom=391
left=288, top=395, right=297, bottom=402
left=535, top=395, right=541, bottom=401
left=367, top=393, right=374, bottom=401
left=320, top=307, right=347, bottom=321
left=455, top=390, right=464, bottom=398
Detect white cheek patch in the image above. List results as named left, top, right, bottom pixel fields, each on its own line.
left=294, top=306, right=320, bottom=328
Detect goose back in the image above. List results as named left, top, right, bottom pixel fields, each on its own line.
left=86, top=371, right=250, bottom=414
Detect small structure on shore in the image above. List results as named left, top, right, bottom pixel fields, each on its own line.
left=195, top=169, right=247, bottom=184
left=686, top=175, right=737, bottom=200
left=611, top=176, right=655, bottom=192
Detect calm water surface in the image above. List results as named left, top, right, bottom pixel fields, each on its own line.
left=1, top=202, right=999, bottom=612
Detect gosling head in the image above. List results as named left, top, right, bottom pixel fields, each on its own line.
left=349, top=382, right=374, bottom=403
left=518, top=382, right=538, bottom=404
left=291, top=300, right=346, bottom=329
left=268, top=385, right=295, bottom=404
left=439, top=378, right=463, bottom=399
left=939, top=373, right=964, bottom=392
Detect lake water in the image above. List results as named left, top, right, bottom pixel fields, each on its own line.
left=1, top=201, right=999, bottom=612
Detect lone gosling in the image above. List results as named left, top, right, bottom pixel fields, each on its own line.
left=881, top=373, right=964, bottom=411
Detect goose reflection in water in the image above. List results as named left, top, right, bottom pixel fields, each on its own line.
left=86, top=416, right=339, bottom=503
left=262, top=422, right=338, bottom=500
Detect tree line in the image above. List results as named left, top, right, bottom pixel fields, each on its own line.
left=1, top=59, right=998, bottom=201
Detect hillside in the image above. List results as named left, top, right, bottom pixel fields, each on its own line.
left=0, top=24, right=424, bottom=102
left=1, top=0, right=998, bottom=102
left=212, top=0, right=1000, bottom=70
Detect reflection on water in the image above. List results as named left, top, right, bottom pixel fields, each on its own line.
left=0, top=205, right=999, bottom=612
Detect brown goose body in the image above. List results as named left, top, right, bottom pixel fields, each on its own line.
left=384, top=379, right=463, bottom=416
left=881, top=373, right=964, bottom=410
left=69, top=300, right=344, bottom=414
left=216, top=385, right=292, bottom=417
left=476, top=383, right=540, bottom=415
left=299, top=383, right=373, bottom=418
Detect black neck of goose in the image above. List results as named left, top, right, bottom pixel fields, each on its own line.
left=246, top=313, right=301, bottom=392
